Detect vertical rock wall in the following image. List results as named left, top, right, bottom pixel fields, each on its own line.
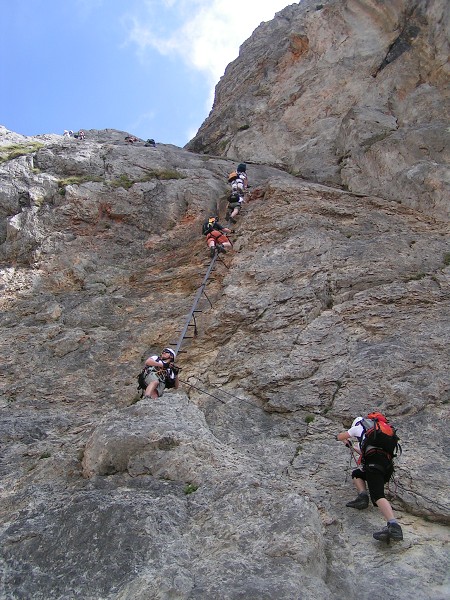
left=187, top=0, right=450, bottom=219
left=0, top=127, right=448, bottom=598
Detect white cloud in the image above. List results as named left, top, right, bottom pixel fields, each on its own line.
left=75, top=0, right=105, bottom=18
left=125, top=0, right=293, bottom=84
left=128, top=110, right=157, bottom=133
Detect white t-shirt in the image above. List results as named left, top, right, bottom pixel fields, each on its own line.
left=149, top=355, right=177, bottom=384
left=347, top=423, right=364, bottom=439
left=150, top=355, right=164, bottom=365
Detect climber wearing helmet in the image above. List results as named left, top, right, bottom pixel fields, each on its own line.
left=226, top=163, right=248, bottom=224
left=202, top=216, right=233, bottom=258
left=336, top=413, right=403, bottom=542
left=142, top=347, right=179, bottom=399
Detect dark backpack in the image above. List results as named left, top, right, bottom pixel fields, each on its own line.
left=136, top=361, right=165, bottom=397
left=359, top=413, right=401, bottom=459
left=163, top=363, right=179, bottom=388
left=137, top=363, right=179, bottom=397
left=229, top=192, right=241, bottom=202
left=164, top=373, right=177, bottom=388
left=137, top=366, right=150, bottom=397
left=202, top=219, right=216, bottom=235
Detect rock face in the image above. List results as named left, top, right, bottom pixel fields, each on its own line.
left=0, top=2, right=449, bottom=598
left=1, top=123, right=449, bottom=599
left=187, top=0, right=450, bottom=220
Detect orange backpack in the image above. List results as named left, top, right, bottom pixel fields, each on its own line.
left=359, top=412, right=400, bottom=458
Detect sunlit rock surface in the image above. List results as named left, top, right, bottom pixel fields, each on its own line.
left=0, top=1, right=449, bottom=597
left=187, top=0, right=450, bottom=219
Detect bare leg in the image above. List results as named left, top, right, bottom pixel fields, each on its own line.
left=346, top=477, right=369, bottom=509
left=375, top=498, right=395, bottom=521
left=144, top=380, right=159, bottom=399
left=208, top=240, right=216, bottom=257
left=353, top=478, right=367, bottom=493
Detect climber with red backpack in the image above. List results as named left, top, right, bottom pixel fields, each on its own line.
left=336, top=412, right=403, bottom=542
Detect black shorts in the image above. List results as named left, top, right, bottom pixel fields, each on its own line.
left=352, top=455, right=393, bottom=505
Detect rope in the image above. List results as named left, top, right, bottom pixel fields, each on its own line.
left=179, top=377, right=226, bottom=405
left=178, top=378, right=428, bottom=512
left=180, top=375, right=344, bottom=429
left=180, top=375, right=350, bottom=446
left=179, top=376, right=267, bottom=415
left=344, top=443, right=359, bottom=482
left=181, top=375, right=334, bottom=424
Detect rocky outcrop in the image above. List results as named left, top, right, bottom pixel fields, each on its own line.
left=187, top=0, right=450, bottom=219
left=0, top=122, right=448, bottom=599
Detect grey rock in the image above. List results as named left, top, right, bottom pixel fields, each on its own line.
left=1, top=125, right=448, bottom=599
left=187, top=0, right=450, bottom=219
left=0, top=2, right=449, bottom=597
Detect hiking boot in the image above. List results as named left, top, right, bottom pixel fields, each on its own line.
left=217, top=244, right=227, bottom=254
left=345, top=493, right=369, bottom=510
left=210, top=246, right=216, bottom=258
left=229, top=216, right=237, bottom=224
left=373, top=522, right=403, bottom=542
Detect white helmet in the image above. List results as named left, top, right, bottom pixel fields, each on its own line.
left=352, top=417, right=363, bottom=428
left=163, top=347, right=176, bottom=359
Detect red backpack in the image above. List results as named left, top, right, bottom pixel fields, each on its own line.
left=359, top=412, right=400, bottom=459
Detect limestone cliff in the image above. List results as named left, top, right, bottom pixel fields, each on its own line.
left=187, top=0, right=450, bottom=220
left=0, top=2, right=449, bottom=599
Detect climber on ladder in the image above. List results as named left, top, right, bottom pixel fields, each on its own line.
left=202, top=216, right=233, bottom=258
left=226, top=163, right=248, bottom=223
left=137, top=347, right=180, bottom=399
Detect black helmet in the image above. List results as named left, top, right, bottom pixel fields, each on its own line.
left=237, top=163, right=247, bottom=173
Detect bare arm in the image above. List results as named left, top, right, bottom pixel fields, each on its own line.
left=336, top=431, right=354, bottom=449
left=145, top=357, right=165, bottom=368
left=336, top=431, right=361, bottom=453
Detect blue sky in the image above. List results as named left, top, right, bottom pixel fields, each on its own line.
left=2, top=0, right=294, bottom=147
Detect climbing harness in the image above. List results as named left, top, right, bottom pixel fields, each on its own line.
left=137, top=362, right=180, bottom=397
